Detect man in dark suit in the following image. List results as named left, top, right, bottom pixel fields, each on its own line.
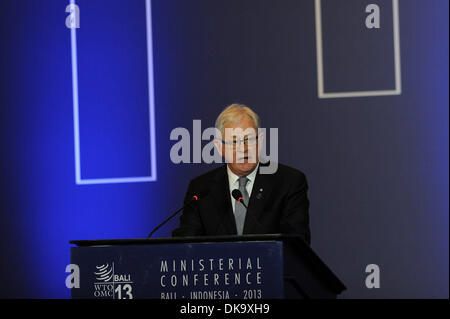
left=172, top=104, right=310, bottom=244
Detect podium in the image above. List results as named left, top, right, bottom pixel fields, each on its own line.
left=70, top=234, right=346, bottom=299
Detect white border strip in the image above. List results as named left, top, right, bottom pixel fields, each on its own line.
left=70, top=0, right=157, bottom=184
left=315, top=0, right=402, bottom=99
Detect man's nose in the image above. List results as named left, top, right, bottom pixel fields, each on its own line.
left=237, top=142, right=248, bottom=153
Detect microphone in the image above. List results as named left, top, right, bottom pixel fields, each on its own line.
left=232, top=189, right=248, bottom=209
left=147, top=190, right=209, bottom=238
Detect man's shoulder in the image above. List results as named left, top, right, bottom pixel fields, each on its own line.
left=188, top=162, right=306, bottom=184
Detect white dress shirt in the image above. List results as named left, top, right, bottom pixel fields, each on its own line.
left=226, top=163, right=260, bottom=214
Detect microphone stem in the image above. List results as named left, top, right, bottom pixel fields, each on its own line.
left=239, top=200, right=248, bottom=209
left=147, top=201, right=193, bottom=238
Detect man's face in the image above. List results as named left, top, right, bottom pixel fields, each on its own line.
left=215, top=115, right=263, bottom=177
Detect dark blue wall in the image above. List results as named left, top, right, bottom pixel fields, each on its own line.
left=0, top=0, right=447, bottom=298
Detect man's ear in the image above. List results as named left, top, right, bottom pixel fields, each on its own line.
left=213, top=139, right=224, bottom=158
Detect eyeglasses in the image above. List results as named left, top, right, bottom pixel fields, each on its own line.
left=221, top=135, right=259, bottom=147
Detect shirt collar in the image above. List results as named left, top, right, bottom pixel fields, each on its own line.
left=226, top=162, right=260, bottom=187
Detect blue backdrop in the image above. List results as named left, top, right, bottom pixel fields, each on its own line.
left=0, top=0, right=447, bottom=298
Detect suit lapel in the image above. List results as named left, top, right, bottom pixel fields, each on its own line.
left=243, top=162, right=274, bottom=234
left=211, top=165, right=237, bottom=235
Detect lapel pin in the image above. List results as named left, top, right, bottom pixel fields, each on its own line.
left=256, top=190, right=263, bottom=200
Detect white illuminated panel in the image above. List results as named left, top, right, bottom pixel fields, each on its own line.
left=70, top=0, right=157, bottom=184
left=314, top=0, right=402, bottom=98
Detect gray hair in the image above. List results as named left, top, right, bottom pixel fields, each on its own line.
left=215, top=103, right=260, bottom=137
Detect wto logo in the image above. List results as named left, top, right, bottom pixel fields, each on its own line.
left=93, top=262, right=134, bottom=299
left=95, top=263, right=114, bottom=282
